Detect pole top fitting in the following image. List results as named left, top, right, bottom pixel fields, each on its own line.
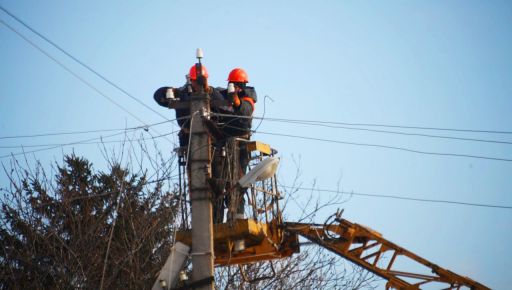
left=196, top=48, right=204, bottom=62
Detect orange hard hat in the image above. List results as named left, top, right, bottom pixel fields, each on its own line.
left=189, top=64, right=209, bottom=80
left=228, top=68, right=249, bottom=83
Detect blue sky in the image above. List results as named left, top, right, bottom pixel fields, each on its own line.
left=1, top=1, right=511, bottom=288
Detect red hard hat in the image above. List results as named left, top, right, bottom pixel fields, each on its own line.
left=228, top=68, right=249, bottom=83
left=189, top=65, right=209, bottom=80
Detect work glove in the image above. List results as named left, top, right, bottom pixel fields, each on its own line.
left=165, top=88, right=176, bottom=100
left=227, top=83, right=241, bottom=107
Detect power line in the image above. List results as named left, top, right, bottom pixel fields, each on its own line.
left=0, top=18, right=175, bottom=145
left=280, top=185, right=512, bottom=210
left=256, top=116, right=512, bottom=135
left=214, top=122, right=512, bottom=162
left=0, top=131, right=127, bottom=159
left=210, top=113, right=512, bottom=144
left=256, top=130, right=512, bottom=162
left=0, top=117, right=187, bottom=140
left=0, top=5, right=171, bottom=122
left=0, top=130, right=176, bottom=160
left=0, top=19, right=147, bottom=126
left=261, top=118, right=512, bottom=145
left=0, top=130, right=179, bottom=149
left=143, top=175, right=512, bottom=209
left=0, top=126, right=143, bottom=141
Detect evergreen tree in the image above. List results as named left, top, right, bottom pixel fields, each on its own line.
left=1, top=155, right=179, bottom=289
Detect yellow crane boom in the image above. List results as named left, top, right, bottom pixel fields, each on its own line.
left=284, top=217, right=490, bottom=290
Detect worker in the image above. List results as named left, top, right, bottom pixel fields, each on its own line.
left=153, top=64, right=224, bottom=147
left=218, top=68, right=257, bottom=137
left=154, top=64, right=234, bottom=224
left=212, top=68, right=257, bottom=222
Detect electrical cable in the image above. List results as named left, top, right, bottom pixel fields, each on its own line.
left=257, top=130, right=512, bottom=162
left=0, top=130, right=179, bottom=149
left=0, top=19, right=147, bottom=128
left=0, top=130, right=175, bottom=160
left=0, top=127, right=139, bottom=140
left=281, top=185, right=512, bottom=210
left=253, top=95, right=273, bottom=133
left=216, top=122, right=512, bottom=162
left=209, top=113, right=512, bottom=145
left=0, top=19, right=175, bottom=145
left=0, top=131, right=126, bottom=159
left=256, top=116, right=512, bottom=135
left=0, top=5, right=171, bottom=122
left=261, top=119, right=512, bottom=145
left=0, top=117, right=187, bottom=140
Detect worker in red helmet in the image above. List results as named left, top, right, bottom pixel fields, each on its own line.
left=218, top=68, right=257, bottom=137
left=153, top=64, right=224, bottom=146
left=211, top=68, right=258, bottom=222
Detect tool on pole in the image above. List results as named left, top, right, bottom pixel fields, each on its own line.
left=195, top=48, right=205, bottom=92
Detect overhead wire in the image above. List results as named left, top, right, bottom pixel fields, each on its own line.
left=3, top=110, right=509, bottom=147
left=0, top=5, right=171, bottom=122
left=210, top=113, right=512, bottom=144
left=255, top=116, right=512, bottom=135
left=281, top=185, right=512, bottom=210
left=0, top=132, right=175, bottom=159
left=0, top=19, right=148, bottom=128
left=260, top=118, right=512, bottom=145
left=253, top=95, right=273, bottom=133
left=0, top=129, right=177, bottom=160
left=256, top=130, right=512, bottom=162
left=0, top=127, right=141, bottom=140
left=214, top=122, right=512, bottom=162
left=0, top=131, right=128, bottom=159
left=0, top=117, right=188, bottom=140
left=0, top=18, right=175, bottom=146
left=141, top=147, right=512, bottom=210
left=0, top=130, right=179, bottom=149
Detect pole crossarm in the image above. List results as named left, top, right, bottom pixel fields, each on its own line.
left=284, top=221, right=489, bottom=290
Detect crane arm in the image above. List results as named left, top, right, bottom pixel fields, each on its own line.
left=284, top=219, right=489, bottom=290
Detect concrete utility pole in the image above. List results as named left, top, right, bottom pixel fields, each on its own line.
left=189, top=88, right=215, bottom=288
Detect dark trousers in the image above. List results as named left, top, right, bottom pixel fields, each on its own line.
left=211, top=138, right=249, bottom=223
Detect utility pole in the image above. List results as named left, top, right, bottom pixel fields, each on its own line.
left=189, top=49, right=214, bottom=289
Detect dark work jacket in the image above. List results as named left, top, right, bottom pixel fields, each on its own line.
left=216, top=86, right=257, bottom=137
left=154, top=85, right=225, bottom=146
left=154, top=85, right=225, bottom=127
